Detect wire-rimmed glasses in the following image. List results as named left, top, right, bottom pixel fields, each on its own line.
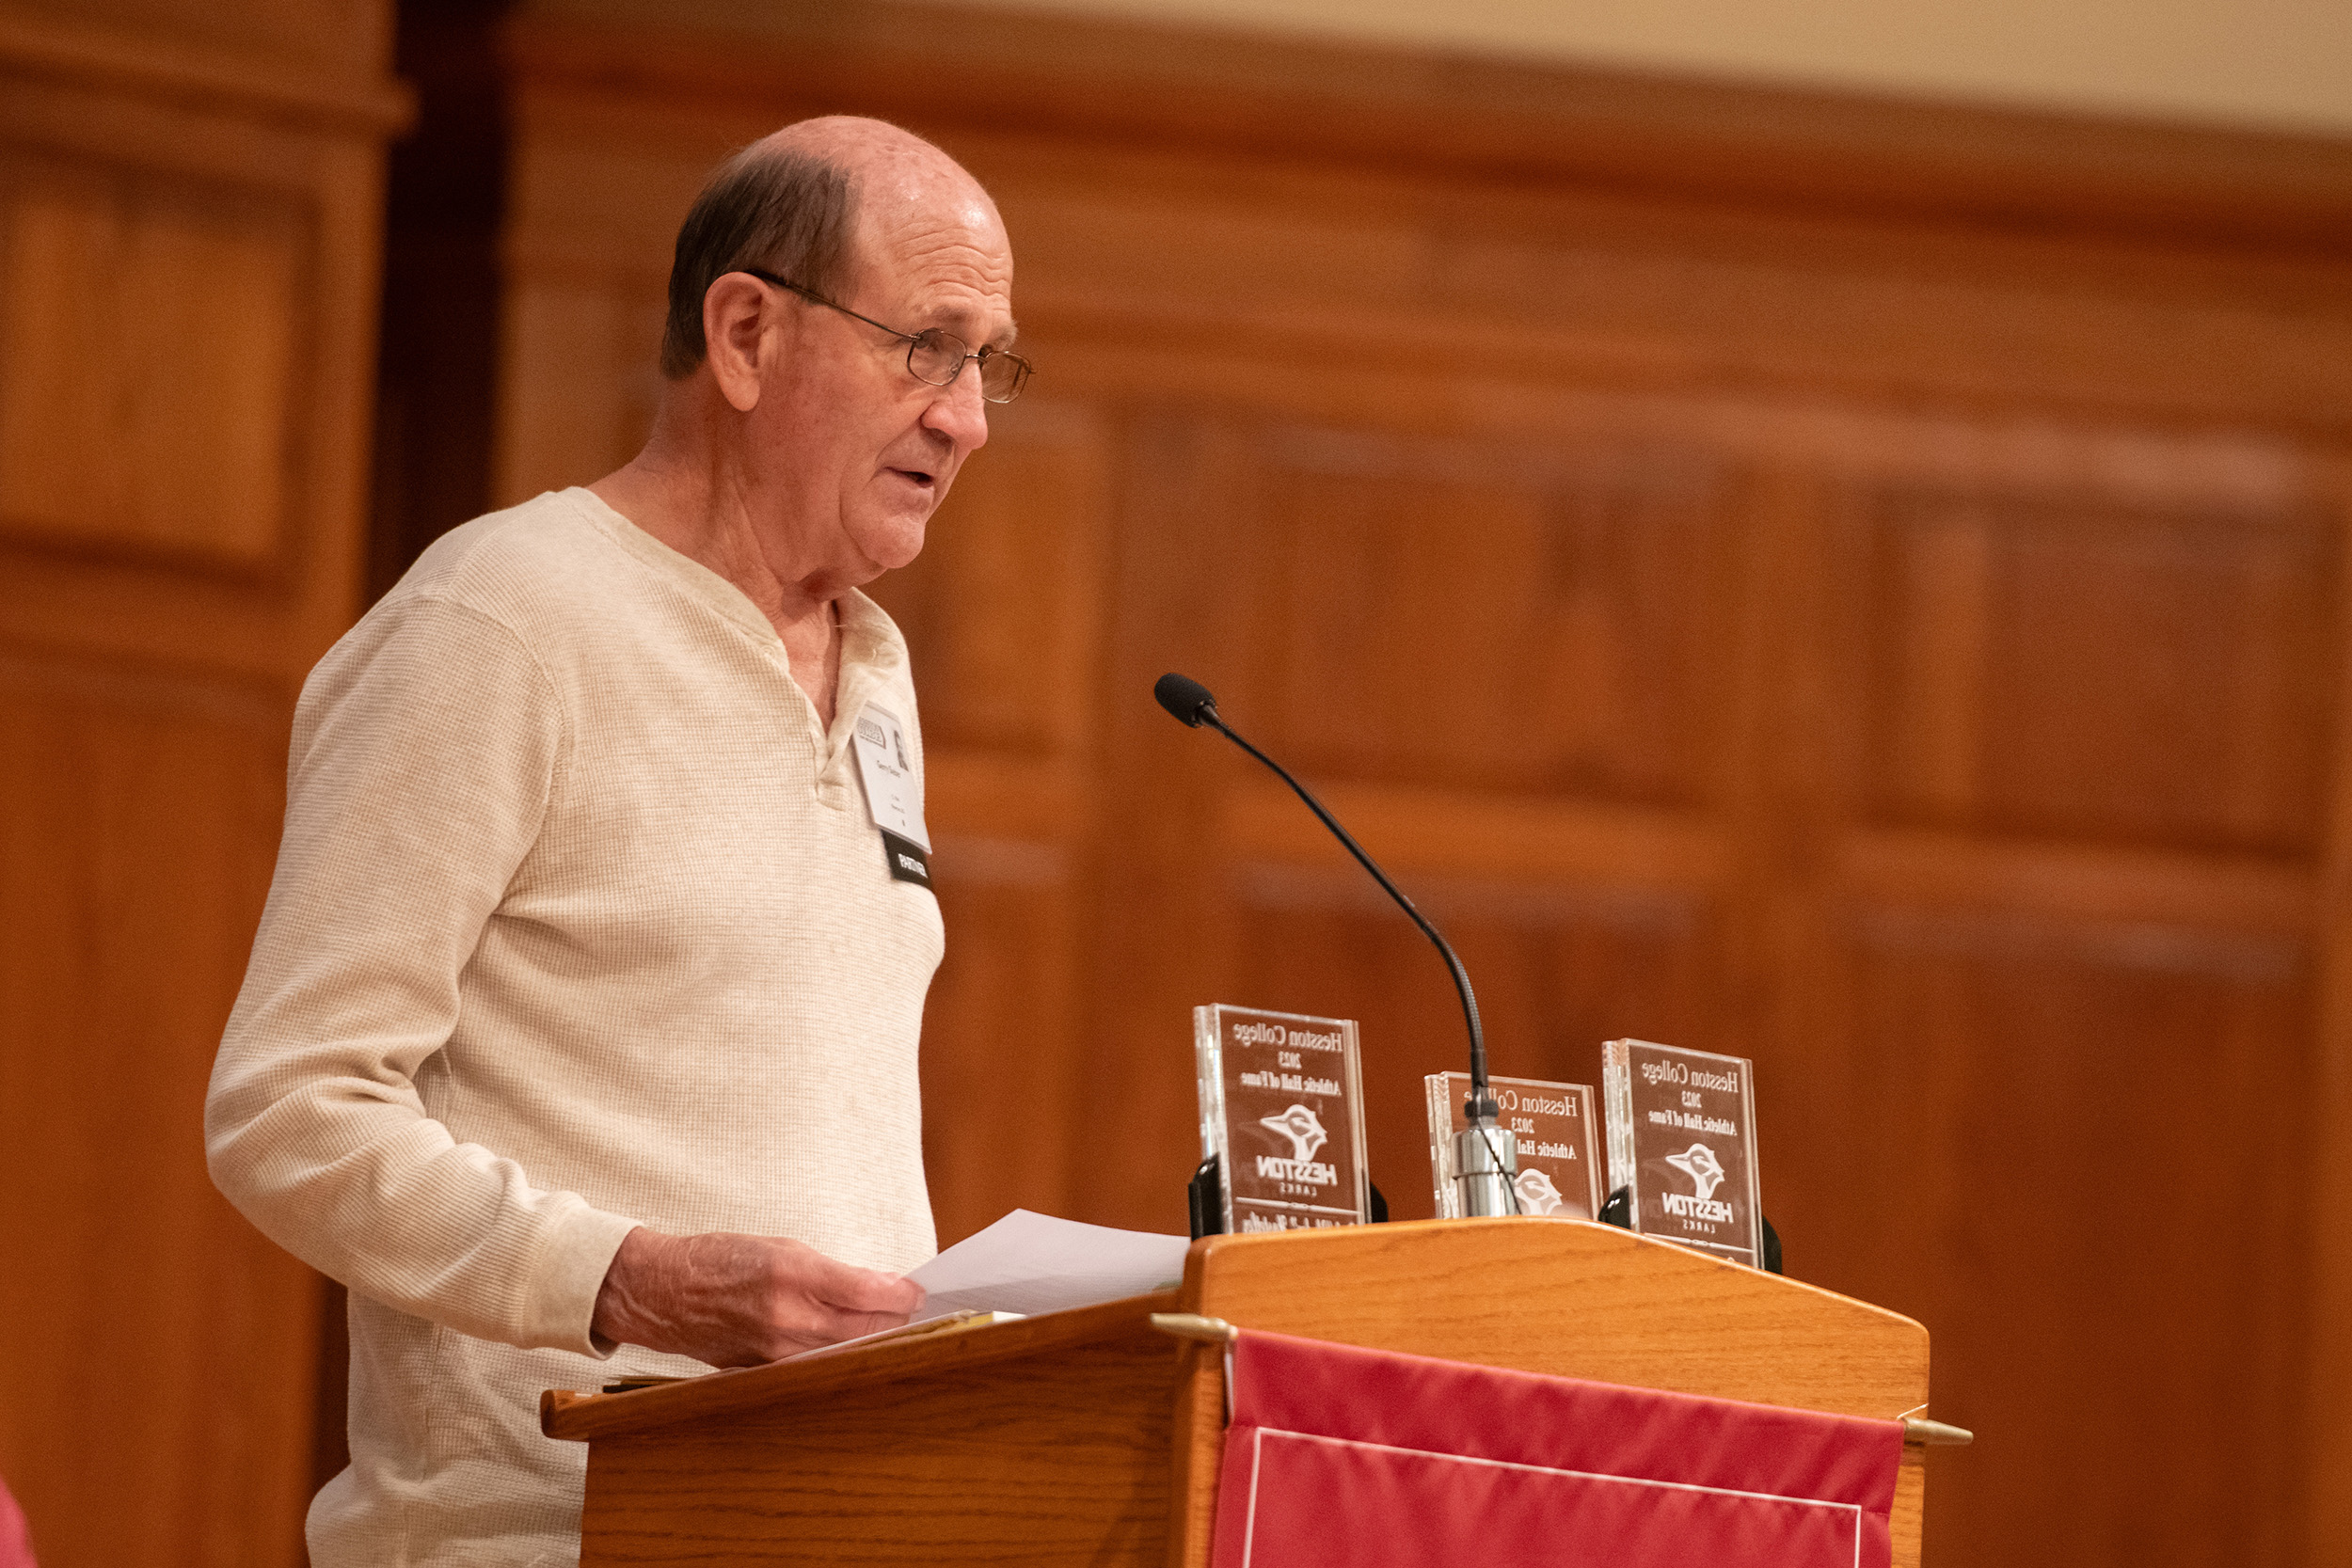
left=742, top=267, right=1032, bottom=404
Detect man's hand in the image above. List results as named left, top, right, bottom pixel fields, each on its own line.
left=592, top=1227, right=925, bottom=1367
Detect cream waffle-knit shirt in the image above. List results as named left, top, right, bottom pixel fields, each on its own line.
left=206, top=487, right=944, bottom=1567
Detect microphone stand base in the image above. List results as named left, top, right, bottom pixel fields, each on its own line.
left=1454, top=1123, right=1520, bottom=1217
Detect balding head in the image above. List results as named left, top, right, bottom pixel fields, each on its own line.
left=766, top=116, right=999, bottom=235
left=659, top=117, right=1004, bottom=380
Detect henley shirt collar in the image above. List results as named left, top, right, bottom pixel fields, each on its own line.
left=559, top=486, right=914, bottom=780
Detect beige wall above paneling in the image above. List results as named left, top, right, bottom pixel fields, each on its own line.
left=535, top=0, right=2352, bottom=138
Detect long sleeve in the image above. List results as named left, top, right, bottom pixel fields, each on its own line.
left=205, top=591, right=639, bottom=1356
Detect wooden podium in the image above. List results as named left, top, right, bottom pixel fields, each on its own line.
left=542, top=1218, right=1942, bottom=1567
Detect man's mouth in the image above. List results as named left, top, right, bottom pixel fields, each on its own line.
left=889, top=467, right=935, bottom=486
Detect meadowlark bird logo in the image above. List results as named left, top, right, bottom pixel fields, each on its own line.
left=1664, top=1143, right=1727, bottom=1202
left=1259, top=1104, right=1329, bottom=1164
left=1513, top=1167, right=1565, bottom=1216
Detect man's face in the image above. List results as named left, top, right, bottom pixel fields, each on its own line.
left=752, top=182, right=1014, bottom=585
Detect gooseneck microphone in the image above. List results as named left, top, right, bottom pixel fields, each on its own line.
left=1152, top=673, right=1519, bottom=1217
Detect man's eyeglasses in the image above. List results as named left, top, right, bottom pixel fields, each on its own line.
left=742, top=268, right=1033, bottom=404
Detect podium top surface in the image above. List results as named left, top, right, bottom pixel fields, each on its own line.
left=544, top=1218, right=1929, bottom=1443
left=1183, top=1217, right=1927, bottom=1418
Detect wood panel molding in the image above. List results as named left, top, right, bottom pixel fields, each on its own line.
left=0, top=8, right=411, bottom=136
left=1222, top=776, right=1727, bottom=891
left=0, top=155, right=314, bottom=580
left=2304, top=456, right=2352, bottom=1558
left=0, top=637, right=291, bottom=732
left=0, top=643, right=317, bottom=1565
left=1838, top=828, right=2315, bottom=937
left=0, top=16, right=397, bottom=678
left=505, top=1, right=2352, bottom=259
left=1852, top=483, right=2337, bottom=854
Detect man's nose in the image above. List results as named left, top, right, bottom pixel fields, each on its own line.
left=921, top=361, right=990, bottom=451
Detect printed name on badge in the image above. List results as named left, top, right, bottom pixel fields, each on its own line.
left=852, top=703, right=933, bottom=887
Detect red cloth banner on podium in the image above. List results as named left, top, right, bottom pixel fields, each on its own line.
left=1210, top=1330, right=1902, bottom=1568
left=0, top=1474, right=34, bottom=1568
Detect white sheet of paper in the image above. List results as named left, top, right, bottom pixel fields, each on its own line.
left=908, top=1210, right=1192, bottom=1322
left=780, top=1309, right=1025, bottom=1364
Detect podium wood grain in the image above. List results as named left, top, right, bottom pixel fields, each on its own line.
left=547, top=1220, right=1935, bottom=1567
left=548, top=1295, right=1184, bottom=1565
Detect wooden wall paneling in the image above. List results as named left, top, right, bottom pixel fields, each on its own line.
left=963, top=133, right=2352, bottom=433
left=501, top=1, right=2352, bottom=261
left=0, top=161, right=303, bottom=568
left=0, top=64, right=394, bottom=671
left=491, top=273, right=661, bottom=507
left=1195, top=414, right=1751, bottom=1217
left=909, top=846, right=1083, bottom=1245
left=1832, top=915, right=2310, bottom=1565
left=1861, top=488, right=2334, bottom=853
left=868, top=399, right=1116, bottom=1243
left=1672, top=457, right=1846, bottom=1291
left=0, top=655, right=314, bottom=1566
left=2, top=0, right=392, bottom=87
left=479, top=14, right=2352, bottom=1566
left=1239, top=426, right=1737, bottom=802
left=2301, top=451, right=2352, bottom=1561
left=0, top=7, right=404, bottom=1564
left=490, top=76, right=769, bottom=508
left=1077, top=414, right=1265, bottom=1228
left=369, top=0, right=512, bottom=599
left=1783, top=438, right=2338, bottom=1564
left=870, top=400, right=1113, bottom=763
left=496, top=22, right=2352, bottom=440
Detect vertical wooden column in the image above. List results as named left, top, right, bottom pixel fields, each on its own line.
left=2303, top=452, right=2352, bottom=1562
left=0, top=7, right=405, bottom=1563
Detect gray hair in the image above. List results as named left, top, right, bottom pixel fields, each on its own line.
left=659, top=144, right=858, bottom=380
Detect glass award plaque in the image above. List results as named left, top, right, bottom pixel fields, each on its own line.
left=1601, top=1038, right=1764, bottom=1268
left=1194, top=1005, right=1371, bottom=1233
left=1424, top=1072, right=1601, bottom=1221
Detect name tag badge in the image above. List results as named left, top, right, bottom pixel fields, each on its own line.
left=852, top=703, right=932, bottom=888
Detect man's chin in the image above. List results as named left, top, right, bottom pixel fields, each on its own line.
left=854, top=512, right=930, bottom=574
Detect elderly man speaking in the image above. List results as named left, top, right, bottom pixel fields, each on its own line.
left=206, top=116, right=1026, bottom=1565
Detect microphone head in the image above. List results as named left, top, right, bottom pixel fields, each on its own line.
left=1153, top=672, right=1219, bottom=727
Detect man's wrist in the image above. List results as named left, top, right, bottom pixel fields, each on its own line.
left=592, top=1225, right=668, bottom=1352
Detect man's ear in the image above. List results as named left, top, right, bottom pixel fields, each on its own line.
left=701, top=273, right=773, bottom=413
